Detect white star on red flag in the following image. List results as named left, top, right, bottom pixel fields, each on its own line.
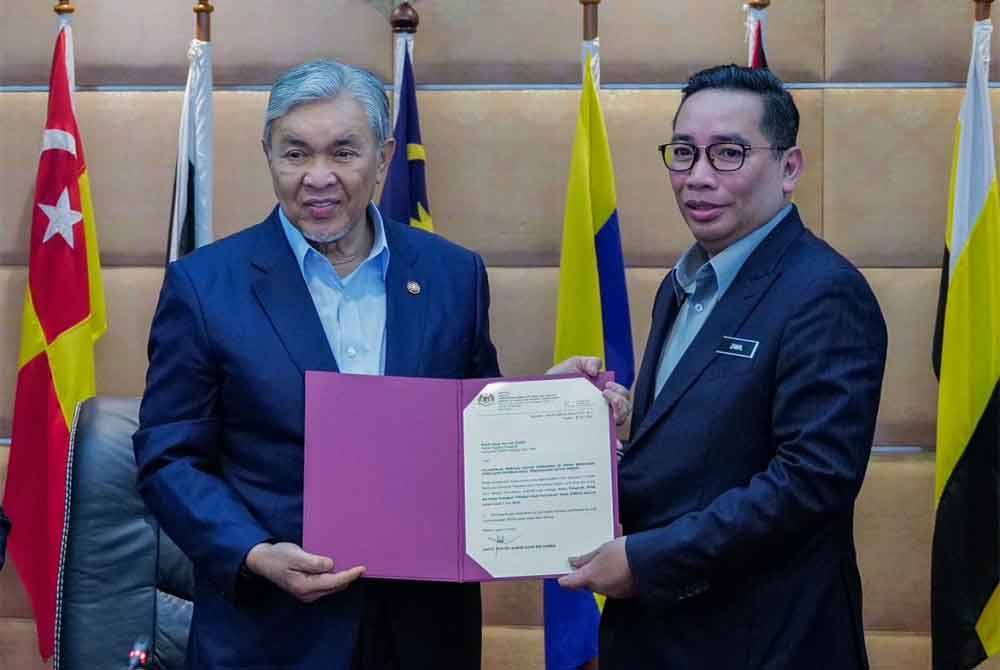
left=38, top=187, right=83, bottom=248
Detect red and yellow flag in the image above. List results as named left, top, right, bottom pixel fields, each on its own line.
left=2, top=15, right=106, bottom=659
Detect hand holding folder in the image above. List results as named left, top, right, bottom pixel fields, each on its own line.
left=303, top=373, right=620, bottom=582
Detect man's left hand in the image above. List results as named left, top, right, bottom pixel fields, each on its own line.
left=548, top=356, right=632, bottom=432
left=558, top=537, right=636, bottom=599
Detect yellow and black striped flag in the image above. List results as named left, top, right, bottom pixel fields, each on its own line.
left=931, top=17, right=1000, bottom=670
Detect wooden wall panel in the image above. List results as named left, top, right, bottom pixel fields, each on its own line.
left=414, top=0, right=824, bottom=84
left=865, top=268, right=940, bottom=448
left=856, top=454, right=934, bottom=633
left=0, top=1, right=388, bottom=86
left=827, top=0, right=1000, bottom=82
left=824, top=89, right=967, bottom=268
left=1, top=1, right=825, bottom=87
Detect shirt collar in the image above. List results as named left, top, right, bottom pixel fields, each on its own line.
left=279, top=202, right=391, bottom=280
left=672, top=203, right=792, bottom=302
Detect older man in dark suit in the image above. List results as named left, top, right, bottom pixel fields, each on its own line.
left=134, top=59, right=499, bottom=669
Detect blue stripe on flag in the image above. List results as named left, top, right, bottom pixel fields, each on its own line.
left=544, top=579, right=601, bottom=669
left=595, top=210, right=635, bottom=388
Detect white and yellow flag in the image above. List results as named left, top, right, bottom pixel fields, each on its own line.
left=931, top=17, right=1000, bottom=670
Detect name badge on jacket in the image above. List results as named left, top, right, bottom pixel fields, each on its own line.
left=716, top=336, right=759, bottom=359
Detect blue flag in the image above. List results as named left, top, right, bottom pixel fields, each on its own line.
left=379, top=49, right=433, bottom=231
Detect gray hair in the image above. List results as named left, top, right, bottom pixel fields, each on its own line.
left=262, top=59, right=391, bottom=150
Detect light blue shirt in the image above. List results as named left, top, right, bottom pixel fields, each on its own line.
left=279, top=203, right=390, bottom=375
left=653, top=204, right=792, bottom=396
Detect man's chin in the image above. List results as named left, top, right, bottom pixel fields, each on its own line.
left=301, top=222, right=350, bottom=245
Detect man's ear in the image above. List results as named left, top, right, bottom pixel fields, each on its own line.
left=781, top=145, right=804, bottom=196
left=377, top=137, right=396, bottom=182
left=262, top=138, right=271, bottom=161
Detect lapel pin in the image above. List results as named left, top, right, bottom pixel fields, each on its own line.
left=406, top=280, right=422, bottom=295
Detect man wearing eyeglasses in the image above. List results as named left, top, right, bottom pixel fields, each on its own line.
left=559, top=65, right=888, bottom=669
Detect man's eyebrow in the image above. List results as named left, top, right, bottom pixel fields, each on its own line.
left=275, top=133, right=364, bottom=149
left=331, top=134, right=363, bottom=147
left=276, top=136, right=309, bottom=148
left=710, top=133, right=750, bottom=144
left=669, top=133, right=751, bottom=144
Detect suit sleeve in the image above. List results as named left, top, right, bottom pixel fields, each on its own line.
left=133, top=262, right=273, bottom=601
left=467, top=252, right=501, bottom=378
left=625, top=268, right=888, bottom=605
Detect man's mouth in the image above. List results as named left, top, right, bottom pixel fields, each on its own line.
left=685, top=200, right=726, bottom=222
left=304, top=198, right=340, bottom=218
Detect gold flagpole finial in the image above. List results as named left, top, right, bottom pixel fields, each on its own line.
left=54, top=1, right=74, bottom=15
left=194, top=1, right=214, bottom=42
left=390, top=2, right=419, bottom=33
left=747, top=1, right=771, bottom=8
left=581, top=0, right=600, bottom=41
left=975, top=0, right=994, bottom=21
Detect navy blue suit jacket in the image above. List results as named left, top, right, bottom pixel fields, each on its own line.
left=134, top=208, right=499, bottom=669
left=601, top=207, right=887, bottom=669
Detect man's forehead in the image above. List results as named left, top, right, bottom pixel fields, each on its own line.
left=673, top=90, right=763, bottom=135
left=271, top=97, right=373, bottom=142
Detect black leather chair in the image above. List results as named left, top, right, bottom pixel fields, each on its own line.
left=55, top=396, right=193, bottom=669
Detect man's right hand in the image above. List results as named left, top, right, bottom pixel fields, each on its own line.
left=245, top=541, right=365, bottom=603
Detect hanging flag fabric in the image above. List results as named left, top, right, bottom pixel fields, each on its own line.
left=1, top=15, right=107, bottom=660
left=167, top=38, right=214, bottom=262
left=931, top=18, right=1000, bottom=670
left=745, top=4, right=769, bottom=69
left=546, top=52, right=634, bottom=670
left=379, top=49, right=433, bottom=232
left=553, top=53, right=634, bottom=391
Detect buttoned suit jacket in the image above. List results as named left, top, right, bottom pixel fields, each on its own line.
left=600, top=207, right=887, bottom=669
left=133, top=207, right=499, bottom=669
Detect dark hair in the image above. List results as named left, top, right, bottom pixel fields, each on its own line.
left=674, top=64, right=799, bottom=149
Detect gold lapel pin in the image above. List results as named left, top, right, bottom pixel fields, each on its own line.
left=406, top=280, right=422, bottom=295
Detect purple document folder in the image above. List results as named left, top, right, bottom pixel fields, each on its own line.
left=303, top=372, right=619, bottom=582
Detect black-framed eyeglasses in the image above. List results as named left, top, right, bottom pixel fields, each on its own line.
left=657, top=142, right=789, bottom=172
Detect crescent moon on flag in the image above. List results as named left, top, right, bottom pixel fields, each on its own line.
left=40, top=129, right=77, bottom=157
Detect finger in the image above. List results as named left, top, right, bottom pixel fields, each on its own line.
left=558, top=569, right=587, bottom=590
left=329, top=565, right=366, bottom=588
left=580, top=357, right=602, bottom=376
left=568, top=547, right=600, bottom=568
left=289, top=548, right=335, bottom=574
left=603, top=381, right=627, bottom=395
left=292, top=565, right=366, bottom=599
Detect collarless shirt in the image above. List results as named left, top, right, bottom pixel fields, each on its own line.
left=653, top=203, right=792, bottom=397
left=279, top=203, right=390, bottom=375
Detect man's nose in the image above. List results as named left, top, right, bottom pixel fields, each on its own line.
left=684, top=149, right=717, bottom=187
left=303, top=158, right=338, bottom=188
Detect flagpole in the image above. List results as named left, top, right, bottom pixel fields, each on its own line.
left=745, top=0, right=771, bottom=69
left=581, top=0, right=600, bottom=88
left=975, top=0, right=994, bottom=22
left=194, top=1, right=214, bottom=42
left=390, top=2, right=419, bottom=128
left=53, top=1, right=75, bottom=92
left=582, top=0, right=599, bottom=40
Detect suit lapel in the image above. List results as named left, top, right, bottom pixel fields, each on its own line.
left=250, top=209, right=339, bottom=376
left=382, top=220, right=428, bottom=377
left=630, top=275, right=681, bottom=434
left=629, top=209, right=805, bottom=449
